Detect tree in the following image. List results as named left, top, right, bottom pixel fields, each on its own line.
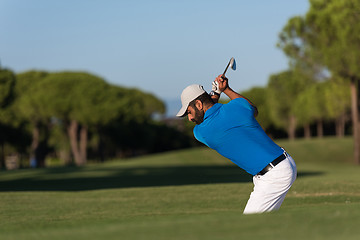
left=32, top=72, right=116, bottom=165
left=293, top=81, right=332, bottom=139
left=241, top=87, right=272, bottom=131
left=0, top=67, right=16, bottom=168
left=33, top=72, right=166, bottom=165
left=267, top=70, right=313, bottom=140
left=279, top=0, right=360, bottom=163
left=293, top=86, right=315, bottom=139
left=99, top=86, right=166, bottom=158
left=0, top=68, right=15, bottom=109
left=323, top=77, right=351, bottom=137
left=15, top=71, right=50, bottom=167
left=278, top=16, right=325, bottom=80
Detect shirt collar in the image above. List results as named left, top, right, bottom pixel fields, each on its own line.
left=204, top=103, right=221, bottom=120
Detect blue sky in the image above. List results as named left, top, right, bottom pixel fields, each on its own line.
left=0, top=0, right=309, bottom=111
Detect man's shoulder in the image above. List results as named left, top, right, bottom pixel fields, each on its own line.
left=225, top=98, right=254, bottom=112
left=227, top=97, right=248, bottom=105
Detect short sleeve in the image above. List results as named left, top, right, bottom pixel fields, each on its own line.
left=228, top=98, right=255, bottom=113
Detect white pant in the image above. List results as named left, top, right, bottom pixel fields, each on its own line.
left=243, top=152, right=297, bottom=214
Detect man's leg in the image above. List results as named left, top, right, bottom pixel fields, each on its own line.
left=243, top=154, right=297, bottom=214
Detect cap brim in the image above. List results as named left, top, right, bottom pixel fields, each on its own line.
left=176, top=104, right=188, bottom=117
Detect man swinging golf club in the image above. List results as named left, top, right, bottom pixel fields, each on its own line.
left=176, top=60, right=297, bottom=214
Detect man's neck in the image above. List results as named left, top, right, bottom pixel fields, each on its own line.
left=203, top=102, right=215, bottom=114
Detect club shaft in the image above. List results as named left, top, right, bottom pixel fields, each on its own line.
left=222, top=61, right=231, bottom=76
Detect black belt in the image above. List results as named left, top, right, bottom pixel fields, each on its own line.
left=256, top=153, right=286, bottom=176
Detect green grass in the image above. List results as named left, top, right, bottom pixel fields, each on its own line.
left=0, top=137, right=359, bottom=240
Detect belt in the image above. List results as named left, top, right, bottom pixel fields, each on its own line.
left=256, top=153, right=287, bottom=176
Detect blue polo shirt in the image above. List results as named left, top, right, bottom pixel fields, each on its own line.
left=193, top=98, right=283, bottom=175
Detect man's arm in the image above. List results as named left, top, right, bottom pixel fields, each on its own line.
left=216, top=75, right=258, bottom=117
left=223, top=87, right=258, bottom=117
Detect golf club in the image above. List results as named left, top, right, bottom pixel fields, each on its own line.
left=222, top=57, right=236, bottom=78
left=209, top=57, right=237, bottom=97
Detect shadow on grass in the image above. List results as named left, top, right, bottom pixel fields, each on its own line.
left=0, top=165, right=323, bottom=192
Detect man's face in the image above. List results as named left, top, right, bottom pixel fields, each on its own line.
left=187, top=103, right=205, bottom=125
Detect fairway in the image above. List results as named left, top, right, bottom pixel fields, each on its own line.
left=0, top=137, right=359, bottom=240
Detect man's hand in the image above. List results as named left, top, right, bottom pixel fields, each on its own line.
left=211, top=80, right=222, bottom=94
left=210, top=75, right=229, bottom=103
left=216, top=74, right=229, bottom=92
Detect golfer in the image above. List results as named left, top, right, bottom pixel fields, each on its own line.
left=176, top=75, right=297, bottom=214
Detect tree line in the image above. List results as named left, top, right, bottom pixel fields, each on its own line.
left=0, top=69, right=196, bottom=169
left=244, top=0, right=358, bottom=164
left=2, top=0, right=359, bottom=166
left=240, top=72, right=350, bottom=140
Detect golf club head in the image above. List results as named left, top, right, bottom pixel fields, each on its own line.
left=229, top=57, right=236, bottom=71
left=222, top=57, right=236, bottom=76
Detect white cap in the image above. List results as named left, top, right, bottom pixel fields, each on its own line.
left=176, top=84, right=206, bottom=117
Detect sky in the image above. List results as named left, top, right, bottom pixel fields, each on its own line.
left=0, top=0, right=309, bottom=115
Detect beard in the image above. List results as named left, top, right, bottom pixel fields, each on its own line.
left=191, top=107, right=205, bottom=125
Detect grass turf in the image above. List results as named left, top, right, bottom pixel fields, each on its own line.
left=0, top=137, right=359, bottom=240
